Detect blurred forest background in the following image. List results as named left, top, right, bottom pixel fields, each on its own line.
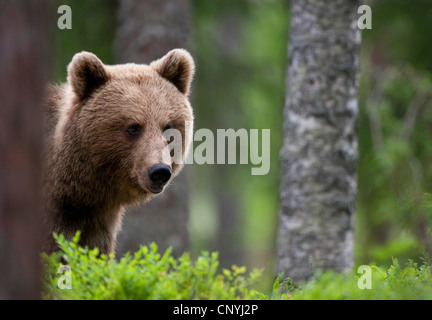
left=12, top=0, right=431, bottom=291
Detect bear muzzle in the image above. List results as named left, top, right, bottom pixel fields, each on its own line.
left=147, top=164, right=172, bottom=194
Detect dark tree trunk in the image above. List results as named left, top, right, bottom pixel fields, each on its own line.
left=115, top=0, right=192, bottom=257
left=276, top=0, right=361, bottom=282
left=0, top=0, right=53, bottom=299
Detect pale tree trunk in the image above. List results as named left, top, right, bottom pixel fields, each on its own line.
left=0, top=0, right=53, bottom=298
left=115, top=0, right=192, bottom=257
left=276, top=0, right=361, bottom=282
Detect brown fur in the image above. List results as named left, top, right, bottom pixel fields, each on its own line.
left=43, top=49, right=194, bottom=255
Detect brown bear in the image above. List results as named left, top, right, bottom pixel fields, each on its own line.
left=43, top=49, right=194, bottom=255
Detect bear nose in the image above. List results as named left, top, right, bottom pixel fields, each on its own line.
left=148, top=164, right=172, bottom=185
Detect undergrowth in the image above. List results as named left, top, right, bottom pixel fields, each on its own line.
left=43, top=233, right=432, bottom=300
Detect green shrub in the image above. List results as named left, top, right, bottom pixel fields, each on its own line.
left=43, top=233, right=432, bottom=300
left=42, top=232, right=262, bottom=300
left=269, top=259, right=432, bottom=300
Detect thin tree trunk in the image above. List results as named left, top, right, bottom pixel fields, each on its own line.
left=0, top=0, right=53, bottom=299
left=115, top=0, right=192, bottom=257
left=276, top=0, right=361, bottom=282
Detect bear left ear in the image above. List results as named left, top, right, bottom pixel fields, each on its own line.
left=67, top=51, right=109, bottom=100
left=150, top=49, right=195, bottom=97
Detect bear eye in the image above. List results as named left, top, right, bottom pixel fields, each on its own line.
left=163, top=123, right=174, bottom=132
left=127, top=124, right=141, bottom=138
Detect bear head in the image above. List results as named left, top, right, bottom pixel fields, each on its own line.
left=66, top=49, right=194, bottom=203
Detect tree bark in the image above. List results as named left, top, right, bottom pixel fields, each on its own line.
left=0, top=0, right=53, bottom=299
left=115, top=0, right=192, bottom=257
left=276, top=0, right=361, bottom=282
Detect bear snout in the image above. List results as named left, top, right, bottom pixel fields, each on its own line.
left=147, top=164, right=172, bottom=194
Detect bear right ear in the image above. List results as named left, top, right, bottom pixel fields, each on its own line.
left=67, top=52, right=109, bottom=100
left=150, top=49, right=195, bottom=97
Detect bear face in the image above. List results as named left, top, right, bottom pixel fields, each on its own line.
left=69, top=51, right=193, bottom=200
left=44, top=49, right=194, bottom=254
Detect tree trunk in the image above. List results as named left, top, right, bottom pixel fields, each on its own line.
left=0, top=0, right=53, bottom=299
left=276, top=0, right=361, bottom=282
left=115, top=0, right=192, bottom=257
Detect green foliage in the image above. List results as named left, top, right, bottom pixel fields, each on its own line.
left=357, top=61, right=432, bottom=265
left=353, top=0, right=432, bottom=267
left=43, top=234, right=432, bottom=300
left=42, top=233, right=262, bottom=300
left=269, top=259, right=432, bottom=300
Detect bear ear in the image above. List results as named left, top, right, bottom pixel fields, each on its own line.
left=67, top=51, right=109, bottom=100
left=150, top=49, right=195, bottom=96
